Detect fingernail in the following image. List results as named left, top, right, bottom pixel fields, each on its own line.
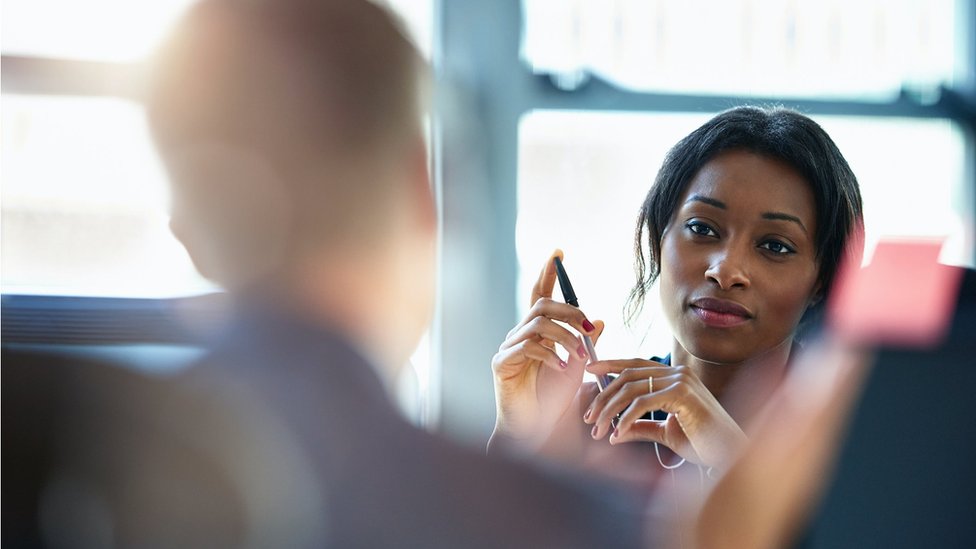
left=559, top=360, right=568, bottom=369
left=577, top=345, right=587, bottom=359
left=583, top=408, right=592, bottom=422
left=591, top=425, right=599, bottom=439
left=582, top=319, right=596, bottom=333
left=611, top=427, right=619, bottom=439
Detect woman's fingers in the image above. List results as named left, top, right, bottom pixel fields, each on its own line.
left=493, top=339, right=569, bottom=374
left=588, top=320, right=606, bottom=346
left=529, top=249, right=563, bottom=306
left=586, top=386, right=636, bottom=439
left=586, top=358, right=669, bottom=375
left=609, top=418, right=667, bottom=445
left=501, top=315, right=588, bottom=360
left=583, top=367, right=674, bottom=423
left=584, top=373, right=675, bottom=438
left=612, top=382, right=679, bottom=431
left=507, top=297, right=597, bottom=339
left=577, top=359, right=747, bottom=468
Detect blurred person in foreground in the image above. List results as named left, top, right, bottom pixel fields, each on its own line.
left=141, top=0, right=654, bottom=546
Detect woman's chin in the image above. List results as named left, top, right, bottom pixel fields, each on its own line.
left=677, top=340, right=755, bottom=366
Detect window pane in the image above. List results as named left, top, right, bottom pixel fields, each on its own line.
left=522, top=0, right=958, bottom=99
left=1, top=94, right=216, bottom=297
left=516, top=111, right=971, bottom=362
left=1, top=0, right=433, bottom=63
left=817, top=116, right=971, bottom=265
left=1, top=0, right=195, bottom=62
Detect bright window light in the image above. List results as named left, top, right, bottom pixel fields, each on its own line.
left=522, top=0, right=957, bottom=98
left=1, top=94, right=216, bottom=297
left=1, top=0, right=196, bottom=62
left=2, top=0, right=432, bottom=63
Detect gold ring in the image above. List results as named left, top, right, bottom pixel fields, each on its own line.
left=648, top=376, right=654, bottom=394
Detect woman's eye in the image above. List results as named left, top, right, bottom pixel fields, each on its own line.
left=686, top=221, right=717, bottom=237
left=759, top=240, right=795, bottom=255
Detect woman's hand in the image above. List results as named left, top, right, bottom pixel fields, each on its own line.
left=582, top=360, right=748, bottom=470
left=488, top=250, right=603, bottom=453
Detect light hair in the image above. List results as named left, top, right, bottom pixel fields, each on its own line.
left=146, top=0, right=429, bottom=288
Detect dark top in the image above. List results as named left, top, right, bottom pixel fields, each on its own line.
left=4, top=303, right=656, bottom=548
left=649, top=354, right=671, bottom=422
left=794, top=268, right=976, bottom=548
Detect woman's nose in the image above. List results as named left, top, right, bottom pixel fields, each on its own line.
left=704, top=246, right=751, bottom=290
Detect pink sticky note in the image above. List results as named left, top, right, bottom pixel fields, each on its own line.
left=827, top=238, right=964, bottom=347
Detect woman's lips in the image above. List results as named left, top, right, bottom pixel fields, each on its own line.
left=690, top=297, right=753, bottom=327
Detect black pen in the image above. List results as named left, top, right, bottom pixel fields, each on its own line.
left=553, top=256, right=613, bottom=391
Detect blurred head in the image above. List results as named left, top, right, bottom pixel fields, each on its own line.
left=628, top=106, right=863, bottom=361
left=145, top=0, right=435, bottom=362
left=146, top=0, right=432, bottom=283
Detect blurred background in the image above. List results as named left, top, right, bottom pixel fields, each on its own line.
left=3, top=0, right=974, bottom=447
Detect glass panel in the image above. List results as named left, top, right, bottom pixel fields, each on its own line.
left=1, top=0, right=196, bottom=62
left=816, top=116, right=971, bottom=265
left=516, top=110, right=971, bottom=363
left=1, top=94, right=216, bottom=297
left=522, top=0, right=958, bottom=99
left=2, top=0, right=433, bottom=62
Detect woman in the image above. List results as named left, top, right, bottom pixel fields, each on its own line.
left=488, top=106, right=864, bottom=476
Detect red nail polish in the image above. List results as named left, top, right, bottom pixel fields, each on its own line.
left=559, top=360, right=568, bottom=369
left=582, top=319, right=596, bottom=332
left=591, top=425, right=599, bottom=439
left=583, top=408, right=592, bottom=421
left=577, top=345, right=587, bottom=359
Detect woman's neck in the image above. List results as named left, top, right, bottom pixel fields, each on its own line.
left=670, top=338, right=793, bottom=425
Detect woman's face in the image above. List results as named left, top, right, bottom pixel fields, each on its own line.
left=659, top=149, right=820, bottom=365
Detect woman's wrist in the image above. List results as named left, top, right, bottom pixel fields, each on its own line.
left=486, top=425, right=538, bottom=457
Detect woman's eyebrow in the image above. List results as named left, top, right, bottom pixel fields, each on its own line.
left=762, top=211, right=808, bottom=232
left=685, top=194, right=725, bottom=208
left=687, top=194, right=809, bottom=233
